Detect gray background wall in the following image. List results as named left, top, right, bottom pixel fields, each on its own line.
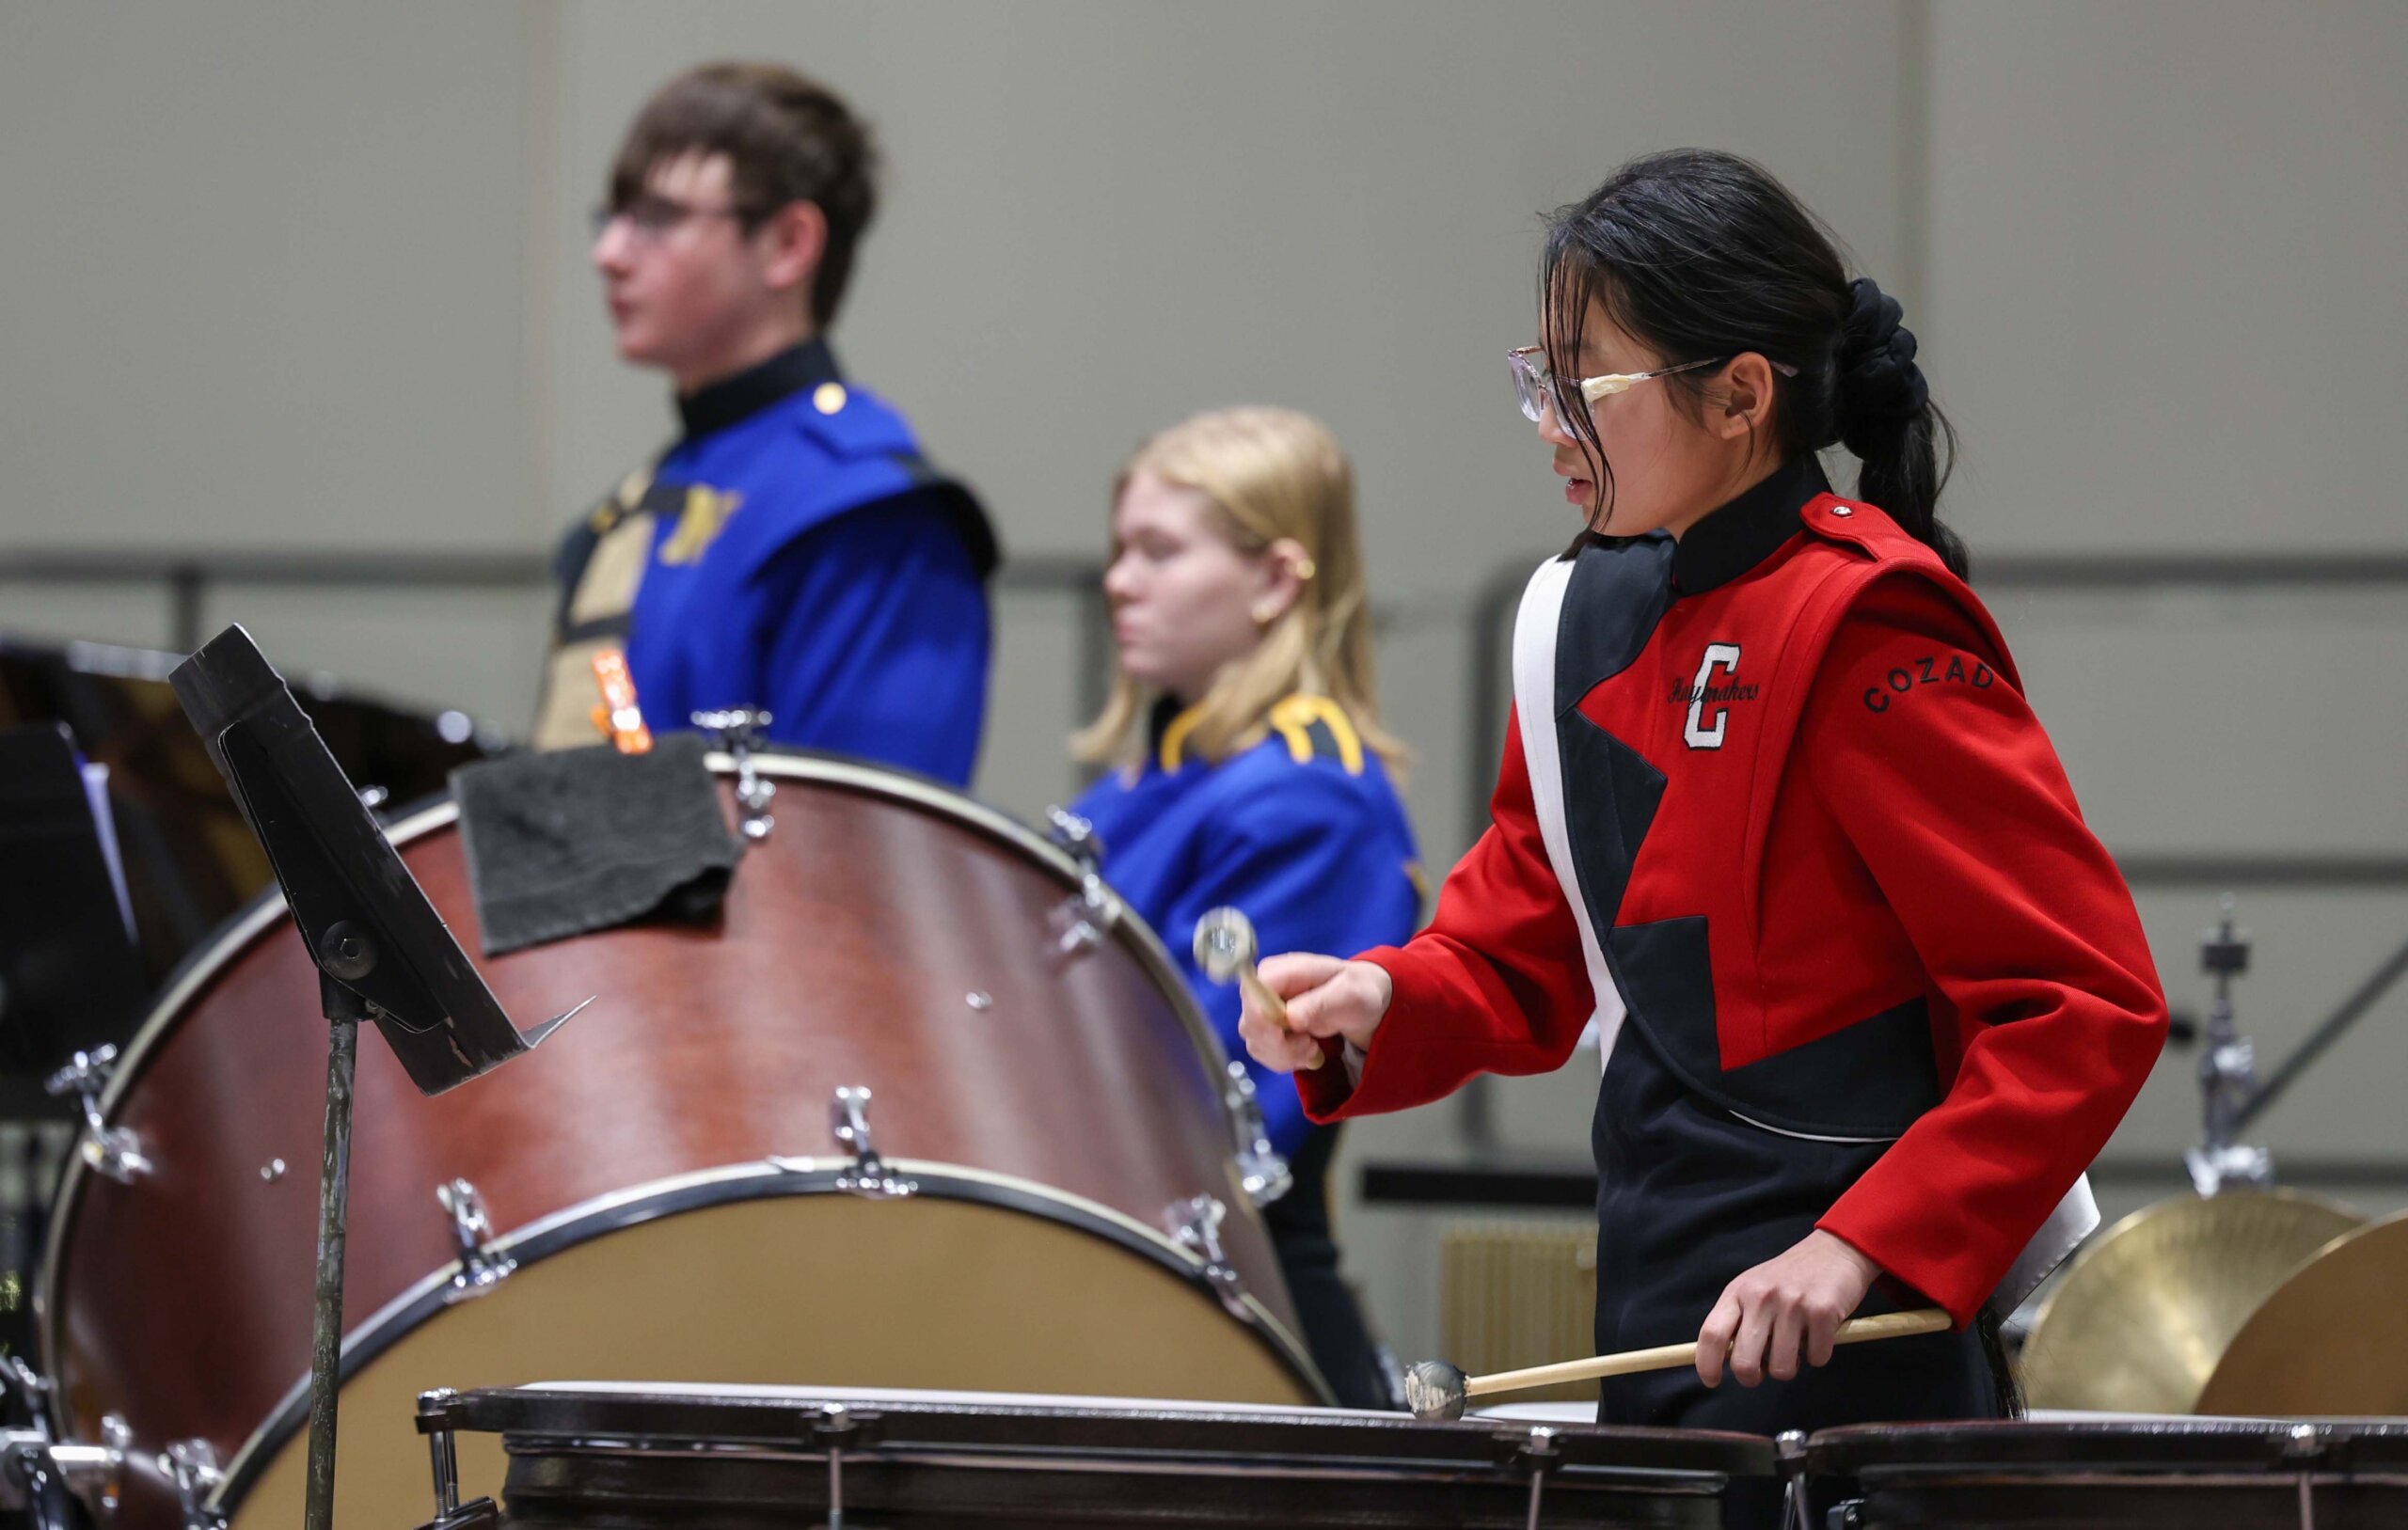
left=4, top=1, right=2403, bottom=1363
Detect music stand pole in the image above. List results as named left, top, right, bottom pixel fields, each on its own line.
left=169, top=624, right=586, bottom=1529
left=304, top=962, right=372, bottom=1530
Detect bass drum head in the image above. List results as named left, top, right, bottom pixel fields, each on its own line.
left=45, top=751, right=1322, bottom=1530
left=228, top=1176, right=1318, bottom=1529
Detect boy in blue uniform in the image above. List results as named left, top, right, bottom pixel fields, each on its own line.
left=534, top=63, right=995, bottom=786
left=1070, top=407, right=1420, bottom=1408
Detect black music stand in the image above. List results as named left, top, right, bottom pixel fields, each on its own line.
left=169, top=625, right=584, bottom=1530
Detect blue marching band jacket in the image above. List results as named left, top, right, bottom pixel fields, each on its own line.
left=535, top=339, right=998, bottom=787
left=1071, top=694, right=1423, bottom=1158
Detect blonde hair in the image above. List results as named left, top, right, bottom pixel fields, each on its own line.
left=1073, top=406, right=1407, bottom=775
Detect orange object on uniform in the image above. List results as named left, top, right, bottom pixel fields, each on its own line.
left=589, top=649, right=653, bottom=753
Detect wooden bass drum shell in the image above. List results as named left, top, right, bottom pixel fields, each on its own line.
left=40, top=751, right=1324, bottom=1530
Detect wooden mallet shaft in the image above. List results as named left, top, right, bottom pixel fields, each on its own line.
left=1239, top=967, right=1323, bottom=1070
left=1471, top=1308, right=1950, bottom=1397
left=1405, top=1309, right=1952, bottom=1420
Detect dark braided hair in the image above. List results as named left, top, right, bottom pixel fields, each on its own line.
left=1541, top=150, right=1965, bottom=577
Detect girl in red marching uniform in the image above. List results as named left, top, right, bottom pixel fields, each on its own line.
left=1238, top=151, right=2167, bottom=1488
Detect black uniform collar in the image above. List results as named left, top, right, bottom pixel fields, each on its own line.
left=675, top=338, right=842, bottom=440
left=1671, top=453, right=1830, bottom=596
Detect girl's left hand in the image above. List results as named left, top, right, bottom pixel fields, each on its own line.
left=1694, top=1229, right=1884, bottom=1388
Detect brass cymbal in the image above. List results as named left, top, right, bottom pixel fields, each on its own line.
left=2017, top=1188, right=2364, bottom=1413
left=2196, top=1210, right=2408, bottom=1415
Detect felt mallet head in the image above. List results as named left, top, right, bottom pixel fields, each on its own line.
left=1193, top=907, right=1259, bottom=983
left=1403, top=1358, right=1469, bottom=1422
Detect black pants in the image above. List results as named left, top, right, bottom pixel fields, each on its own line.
left=1261, top=1123, right=1392, bottom=1410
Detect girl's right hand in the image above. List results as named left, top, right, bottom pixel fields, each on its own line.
left=1238, top=954, right=1394, bottom=1073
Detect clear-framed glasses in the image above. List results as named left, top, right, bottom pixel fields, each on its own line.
left=590, top=194, right=755, bottom=242
left=1507, top=346, right=1793, bottom=423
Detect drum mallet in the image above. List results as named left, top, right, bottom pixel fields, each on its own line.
left=1403, top=1309, right=1953, bottom=1421
left=1194, top=907, right=1323, bottom=1070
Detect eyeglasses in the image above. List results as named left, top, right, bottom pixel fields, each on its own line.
left=1507, top=346, right=1795, bottom=424
left=590, top=194, right=756, bottom=242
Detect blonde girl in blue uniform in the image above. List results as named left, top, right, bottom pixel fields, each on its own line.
left=1069, top=406, right=1421, bottom=1409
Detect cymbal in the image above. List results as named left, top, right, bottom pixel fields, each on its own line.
left=2197, top=1210, right=2408, bottom=1415
left=2018, top=1188, right=2364, bottom=1413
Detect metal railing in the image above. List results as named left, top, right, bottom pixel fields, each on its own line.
left=8, top=541, right=2408, bottom=1177
left=11, top=540, right=2406, bottom=870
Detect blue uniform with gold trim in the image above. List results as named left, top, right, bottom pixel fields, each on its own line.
left=1070, top=693, right=1420, bottom=1408
left=535, top=340, right=997, bottom=786
left=1069, top=695, right=1421, bottom=1159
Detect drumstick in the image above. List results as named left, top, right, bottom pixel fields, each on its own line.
left=1192, top=907, right=1323, bottom=1070
left=1403, top=1309, right=1953, bottom=1421
left=1236, top=965, right=1291, bottom=1031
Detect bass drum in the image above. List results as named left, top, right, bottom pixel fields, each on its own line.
left=40, top=752, right=1326, bottom=1530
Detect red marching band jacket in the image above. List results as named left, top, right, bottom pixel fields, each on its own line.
left=1301, top=470, right=2168, bottom=1326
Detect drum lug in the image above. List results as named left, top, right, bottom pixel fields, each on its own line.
left=411, top=1392, right=499, bottom=1526
left=829, top=1086, right=917, bottom=1200
left=1514, top=1425, right=1560, bottom=1530
left=693, top=708, right=777, bottom=841
left=1775, top=1428, right=1813, bottom=1530
left=0, top=1359, right=131, bottom=1525
left=806, top=1403, right=869, bottom=1529
left=1043, top=808, right=1121, bottom=954
left=48, top=1416, right=131, bottom=1520
left=1164, top=1194, right=1249, bottom=1318
left=43, top=1046, right=150, bottom=1185
left=163, top=1439, right=225, bottom=1530
left=2286, top=1422, right=2326, bottom=1530
left=1222, top=1063, right=1292, bottom=1207
left=437, top=1179, right=517, bottom=1301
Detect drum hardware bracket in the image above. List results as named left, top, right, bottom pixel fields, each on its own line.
left=1774, top=1428, right=1811, bottom=1530
left=43, top=1045, right=151, bottom=1185
left=411, top=1389, right=499, bottom=1529
left=1164, top=1194, right=1250, bottom=1318
left=1222, top=1062, right=1292, bottom=1207
left=694, top=708, right=776, bottom=841
left=164, top=1439, right=226, bottom=1530
left=2285, top=1422, right=2324, bottom=1530
left=0, top=1358, right=130, bottom=1524
left=0, top=1438, right=75, bottom=1527
left=1513, top=1424, right=1559, bottom=1530
left=802, top=1402, right=869, bottom=1530
left=1043, top=807, right=1121, bottom=955
left=437, top=1178, right=517, bottom=1300
left=2181, top=899, right=2275, bottom=1195
left=828, top=1086, right=917, bottom=1199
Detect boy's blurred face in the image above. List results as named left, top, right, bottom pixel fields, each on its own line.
left=591, top=151, right=790, bottom=391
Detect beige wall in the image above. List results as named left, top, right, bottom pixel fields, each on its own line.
left=4, top=1, right=2405, bottom=1364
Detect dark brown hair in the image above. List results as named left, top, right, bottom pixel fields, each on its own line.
left=610, top=62, right=878, bottom=328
